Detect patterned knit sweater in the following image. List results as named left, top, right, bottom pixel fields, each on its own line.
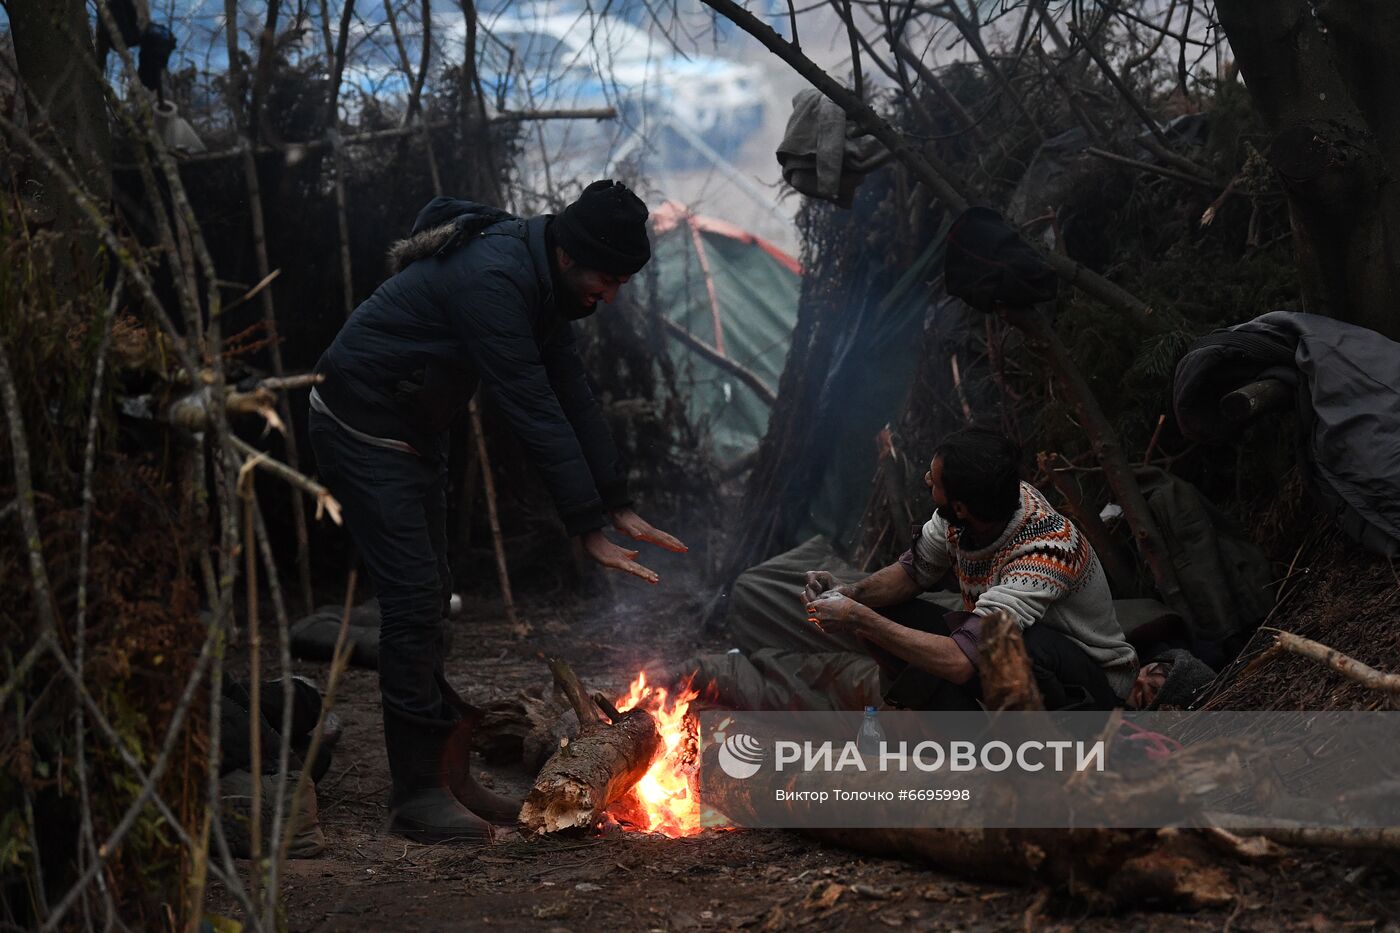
left=907, top=481, right=1138, bottom=698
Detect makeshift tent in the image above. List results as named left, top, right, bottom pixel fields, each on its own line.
left=800, top=221, right=954, bottom=551
left=649, top=202, right=801, bottom=463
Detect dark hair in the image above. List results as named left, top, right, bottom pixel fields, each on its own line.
left=932, top=427, right=1022, bottom=522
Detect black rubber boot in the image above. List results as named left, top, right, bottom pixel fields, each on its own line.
left=435, top=673, right=524, bottom=825
left=383, top=708, right=494, bottom=844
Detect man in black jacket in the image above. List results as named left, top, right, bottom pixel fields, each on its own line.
left=309, top=180, right=686, bottom=843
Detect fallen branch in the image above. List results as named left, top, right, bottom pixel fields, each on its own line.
left=661, top=317, right=777, bottom=407
left=1271, top=629, right=1400, bottom=694
left=1253, top=824, right=1400, bottom=852
left=520, top=660, right=662, bottom=833
left=169, top=110, right=617, bottom=167
left=491, top=107, right=616, bottom=123
left=1204, top=812, right=1400, bottom=852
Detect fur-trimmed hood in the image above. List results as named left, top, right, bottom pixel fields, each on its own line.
left=386, top=197, right=513, bottom=273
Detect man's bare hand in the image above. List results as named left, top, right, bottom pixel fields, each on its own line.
left=610, top=508, right=688, bottom=553
left=581, top=529, right=658, bottom=584
left=806, top=591, right=863, bottom=634
left=801, top=570, right=840, bottom=604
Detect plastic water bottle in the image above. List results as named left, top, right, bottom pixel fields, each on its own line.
left=857, top=706, right=886, bottom=757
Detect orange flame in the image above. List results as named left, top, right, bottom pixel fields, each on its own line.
left=613, top=672, right=701, bottom=837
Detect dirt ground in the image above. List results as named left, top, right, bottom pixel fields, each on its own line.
left=210, top=559, right=1400, bottom=932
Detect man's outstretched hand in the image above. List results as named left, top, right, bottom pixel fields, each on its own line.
left=581, top=529, right=659, bottom=584
left=610, top=508, right=688, bottom=553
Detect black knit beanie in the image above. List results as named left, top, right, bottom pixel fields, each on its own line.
left=1147, top=649, right=1217, bottom=710
left=553, top=179, right=651, bottom=276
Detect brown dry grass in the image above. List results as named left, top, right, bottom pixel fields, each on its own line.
left=1200, top=514, right=1400, bottom=710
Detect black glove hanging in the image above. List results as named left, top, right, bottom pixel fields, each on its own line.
left=138, top=23, right=177, bottom=97
left=96, top=0, right=141, bottom=66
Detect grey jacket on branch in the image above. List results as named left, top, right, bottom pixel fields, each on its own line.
left=315, top=197, right=630, bottom=537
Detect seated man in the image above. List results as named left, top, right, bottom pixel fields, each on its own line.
left=803, top=427, right=1138, bottom=710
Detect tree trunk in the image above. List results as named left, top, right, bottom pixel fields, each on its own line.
left=1215, top=0, right=1400, bottom=340
left=9, top=0, right=113, bottom=291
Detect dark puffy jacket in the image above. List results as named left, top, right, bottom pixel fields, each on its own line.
left=315, top=197, right=629, bottom=536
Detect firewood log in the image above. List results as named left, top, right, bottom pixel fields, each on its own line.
left=519, top=660, right=662, bottom=834
left=977, top=609, right=1045, bottom=712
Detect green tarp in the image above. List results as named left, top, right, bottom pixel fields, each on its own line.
left=648, top=203, right=801, bottom=463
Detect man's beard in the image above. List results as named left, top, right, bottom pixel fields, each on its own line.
left=935, top=504, right=966, bottom=533
left=560, top=295, right=598, bottom=321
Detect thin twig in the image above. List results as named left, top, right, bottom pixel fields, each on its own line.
left=254, top=496, right=298, bottom=919
left=1085, top=146, right=1219, bottom=190
left=1141, top=413, right=1166, bottom=465
left=230, top=435, right=343, bottom=525
left=469, top=400, right=525, bottom=637
left=319, top=0, right=359, bottom=318
left=237, top=472, right=264, bottom=908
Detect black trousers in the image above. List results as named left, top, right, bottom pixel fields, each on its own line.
left=876, top=601, right=1122, bottom=711
left=308, top=410, right=452, bottom=719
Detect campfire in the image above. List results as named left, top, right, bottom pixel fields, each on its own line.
left=519, top=660, right=709, bottom=837
left=611, top=673, right=702, bottom=837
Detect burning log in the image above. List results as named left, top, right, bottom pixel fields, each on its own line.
left=520, top=660, right=663, bottom=834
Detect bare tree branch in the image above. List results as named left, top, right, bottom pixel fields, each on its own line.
left=1085, top=145, right=1219, bottom=189
left=888, top=35, right=987, bottom=142
left=695, top=0, right=1160, bottom=327
left=938, top=1, right=1046, bottom=141
left=661, top=317, right=777, bottom=407
left=72, top=275, right=126, bottom=927
left=0, top=336, right=58, bottom=647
